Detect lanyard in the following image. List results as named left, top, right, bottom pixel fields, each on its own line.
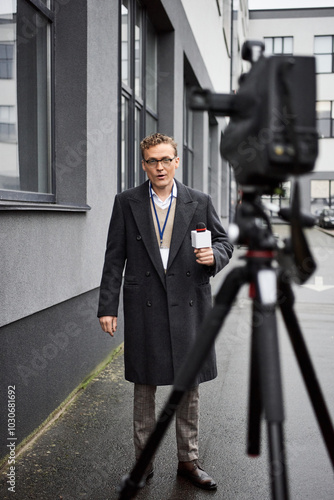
left=150, top=184, right=174, bottom=247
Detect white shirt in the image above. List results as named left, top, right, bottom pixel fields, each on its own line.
left=149, top=181, right=177, bottom=207
left=149, top=182, right=177, bottom=270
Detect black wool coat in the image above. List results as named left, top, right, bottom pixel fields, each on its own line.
left=98, top=179, right=233, bottom=386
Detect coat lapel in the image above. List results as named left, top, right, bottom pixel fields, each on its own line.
left=128, top=180, right=198, bottom=282
left=128, top=181, right=166, bottom=287
left=167, top=180, right=198, bottom=270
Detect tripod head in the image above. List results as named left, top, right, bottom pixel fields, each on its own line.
left=228, top=182, right=316, bottom=285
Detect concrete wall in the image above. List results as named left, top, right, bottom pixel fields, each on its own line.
left=0, top=0, right=123, bottom=462
left=181, top=0, right=231, bottom=93
left=0, top=0, right=119, bottom=328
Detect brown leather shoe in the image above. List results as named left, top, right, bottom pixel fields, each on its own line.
left=177, top=460, right=217, bottom=490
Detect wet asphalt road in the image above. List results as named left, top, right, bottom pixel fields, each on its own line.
left=0, top=225, right=333, bottom=500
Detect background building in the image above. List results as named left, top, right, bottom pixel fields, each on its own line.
left=0, top=0, right=235, bottom=462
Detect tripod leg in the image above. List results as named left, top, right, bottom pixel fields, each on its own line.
left=253, top=269, right=289, bottom=500
left=118, top=265, right=248, bottom=500
left=267, top=423, right=288, bottom=500
left=279, top=275, right=334, bottom=469
left=247, top=307, right=262, bottom=456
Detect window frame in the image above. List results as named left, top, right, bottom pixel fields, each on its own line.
left=314, top=35, right=334, bottom=74
left=311, top=179, right=334, bottom=213
left=183, top=84, right=194, bottom=188
left=118, top=0, right=158, bottom=193
left=264, top=36, right=294, bottom=55
left=0, top=105, right=16, bottom=142
left=0, top=0, right=55, bottom=205
left=0, top=42, right=15, bottom=79
left=316, top=100, right=334, bottom=138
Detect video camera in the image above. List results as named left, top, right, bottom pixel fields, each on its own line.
left=190, top=40, right=318, bottom=191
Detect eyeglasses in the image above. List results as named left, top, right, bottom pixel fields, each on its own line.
left=143, top=157, right=176, bottom=168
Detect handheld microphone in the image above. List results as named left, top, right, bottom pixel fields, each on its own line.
left=191, top=223, right=212, bottom=248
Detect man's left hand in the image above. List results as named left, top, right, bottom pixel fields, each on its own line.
left=194, top=247, right=215, bottom=267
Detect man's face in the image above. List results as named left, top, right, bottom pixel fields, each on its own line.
left=142, top=143, right=179, bottom=194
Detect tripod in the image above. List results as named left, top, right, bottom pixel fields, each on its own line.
left=118, top=185, right=334, bottom=500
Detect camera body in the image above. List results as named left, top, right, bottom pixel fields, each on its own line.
left=190, top=42, right=318, bottom=191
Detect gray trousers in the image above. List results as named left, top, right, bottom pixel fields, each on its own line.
left=133, top=384, right=199, bottom=462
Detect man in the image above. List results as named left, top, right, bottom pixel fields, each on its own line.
left=98, top=133, right=233, bottom=490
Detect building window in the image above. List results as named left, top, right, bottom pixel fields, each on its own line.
left=145, top=18, right=157, bottom=135
left=120, top=0, right=158, bottom=192
left=314, top=35, right=334, bottom=74
left=311, top=180, right=334, bottom=214
left=0, top=43, right=14, bottom=79
left=208, top=127, right=213, bottom=197
left=183, top=85, right=194, bottom=187
left=0, top=0, right=53, bottom=200
left=316, top=101, right=334, bottom=138
left=0, top=105, right=16, bottom=143
left=264, top=37, right=293, bottom=55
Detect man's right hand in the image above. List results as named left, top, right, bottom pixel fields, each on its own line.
left=99, top=316, right=117, bottom=337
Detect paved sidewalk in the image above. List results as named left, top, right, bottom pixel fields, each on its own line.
left=2, top=340, right=256, bottom=500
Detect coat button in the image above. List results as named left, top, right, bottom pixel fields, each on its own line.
left=145, top=271, right=151, bottom=277
left=189, top=300, right=194, bottom=306
left=186, top=271, right=191, bottom=277
left=146, top=301, right=152, bottom=307
left=136, top=235, right=142, bottom=241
